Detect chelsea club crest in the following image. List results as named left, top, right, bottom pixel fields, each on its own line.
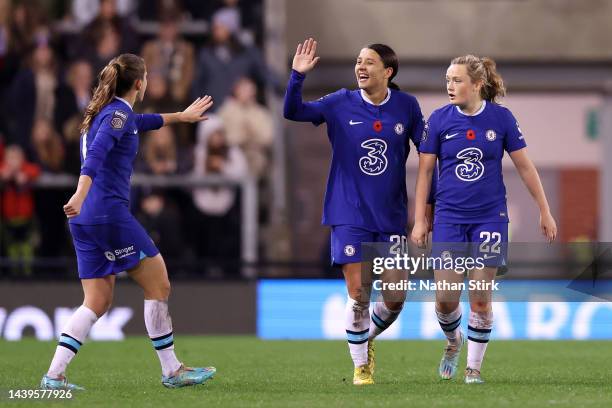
left=394, top=123, right=404, bottom=135
left=486, top=129, right=497, bottom=141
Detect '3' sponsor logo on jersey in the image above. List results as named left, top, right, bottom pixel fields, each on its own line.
left=455, top=147, right=484, bottom=182
left=359, top=138, right=388, bottom=176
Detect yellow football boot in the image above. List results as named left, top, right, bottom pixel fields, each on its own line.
left=353, top=364, right=374, bottom=385
left=367, top=340, right=375, bottom=375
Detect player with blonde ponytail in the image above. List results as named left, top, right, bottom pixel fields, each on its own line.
left=412, top=54, right=557, bottom=384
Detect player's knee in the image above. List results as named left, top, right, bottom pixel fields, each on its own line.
left=437, top=301, right=460, bottom=314
left=470, top=300, right=491, bottom=312
left=348, top=286, right=368, bottom=303
left=146, top=279, right=170, bottom=300
left=85, top=297, right=112, bottom=317
left=159, top=279, right=171, bottom=299
left=384, top=301, right=404, bottom=312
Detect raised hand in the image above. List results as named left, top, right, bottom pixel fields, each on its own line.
left=179, top=95, right=214, bottom=123
left=292, top=38, right=320, bottom=74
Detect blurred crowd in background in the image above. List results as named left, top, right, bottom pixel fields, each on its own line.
left=0, top=0, right=280, bottom=277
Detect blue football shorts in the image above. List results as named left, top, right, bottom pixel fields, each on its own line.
left=330, top=225, right=407, bottom=266
left=69, top=216, right=159, bottom=279
left=431, top=222, right=508, bottom=268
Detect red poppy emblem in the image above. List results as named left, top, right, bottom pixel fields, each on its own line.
left=373, top=120, right=383, bottom=132
left=467, top=129, right=476, bottom=140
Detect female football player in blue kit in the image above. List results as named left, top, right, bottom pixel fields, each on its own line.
left=411, top=55, right=557, bottom=384
left=284, top=38, right=426, bottom=385
left=40, top=54, right=216, bottom=390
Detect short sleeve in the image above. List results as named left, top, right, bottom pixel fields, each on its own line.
left=502, top=108, right=527, bottom=153
left=418, top=113, right=441, bottom=155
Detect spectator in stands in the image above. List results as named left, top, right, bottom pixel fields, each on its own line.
left=65, top=60, right=94, bottom=114
left=136, top=188, right=184, bottom=260
left=141, top=13, right=195, bottom=104
left=180, top=0, right=263, bottom=43
left=0, top=144, right=40, bottom=276
left=6, top=29, right=66, bottom=155
left=72, top=0, right=137, bottom=28
left=139, top=126, right=179, bottom=175
left=138, top=0, right=186, bottom=22
left=86, top=24, right=121, bottom=74
left=139, top=71, right=179, bottom=114
left=0, top=0, right=21, bottom=87
left=31, top=119, right=65, bottom=173
left=29, top=125, right=71, bottom=266
left=218, top=76, right=273, bottom=179
left=217, top=0, right=261, bottom=46
left=54, top=61, right=88, bottom=133
left=138, top=72, right=193, bottom=153
left=192, top=115, right=247, bottom=275
left=191, top=7, right=278, bottom=110
left=6, top=0, right=44, bottom=58
left=133, top=126, right=194, bottom=261
left=83, top=0, right=139, bottom=55
left=57, top=60, right=94, bottom=175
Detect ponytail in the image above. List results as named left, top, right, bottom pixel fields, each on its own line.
left=388, top=81, right=400, bottom=91
left=480, top=57, right=506, bottom=103
left=79, top=53, right=146, bottom=134
left=80, top=61, right=120, bottom=134
left=450, top=54, right=506, bottom=103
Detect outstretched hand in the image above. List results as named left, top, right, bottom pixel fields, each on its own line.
left=179, top=96, right=214, bottom=123
left=292, top=38, right=320, bottom=74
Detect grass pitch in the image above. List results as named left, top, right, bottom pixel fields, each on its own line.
left=1, top=337, right=610, bottom=407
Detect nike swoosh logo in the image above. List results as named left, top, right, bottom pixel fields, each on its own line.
left=349, top=120, right=363, bottom=125
left=445, top=133, right=459, bottom=139
left=518, top=136, right=524, bottom=140
left=482, top=254, right=497, bottom=259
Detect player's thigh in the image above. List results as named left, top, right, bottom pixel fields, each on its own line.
left=128, top=254, right=171, bottom=300
left=431, top=223, right=467, bottom=306
left=468, top=267, right=497, bottom=311
left=377, top=232, right=409, bottom=304
left=81, top=275, right=116, bottom=317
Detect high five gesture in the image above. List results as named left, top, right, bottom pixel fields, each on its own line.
left=292, top=38, right=320, bottom=74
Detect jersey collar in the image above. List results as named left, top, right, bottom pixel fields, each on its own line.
left=360, top=88, right=391, bottom=106
left=114, top=96, right=133, bottom=111
left=456, top=100, right=486, bottom=116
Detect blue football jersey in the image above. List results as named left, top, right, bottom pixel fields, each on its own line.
left=420, top=101, right=526, bottom=224
left=284, top=70, right=424, bottom=233
left=70, top=97, right=163, bottom=225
